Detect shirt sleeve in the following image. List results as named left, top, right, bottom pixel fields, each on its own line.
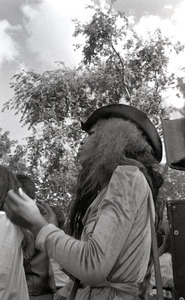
left=36, top=166, right=146, bottom=285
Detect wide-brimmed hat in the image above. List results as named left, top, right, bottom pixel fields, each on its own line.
left=81, top=103, right=162, bottom=162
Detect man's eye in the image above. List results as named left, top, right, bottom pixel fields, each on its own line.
left=88, top=130, right=95, bottom=136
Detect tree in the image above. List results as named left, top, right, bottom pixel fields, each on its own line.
left=2, top=4, right=185, bottom=211
left=0, top=128, right=28, bottom=174
left=73, top=5, right=184, bottom=131
left=2, top=67, right=87, bottom=210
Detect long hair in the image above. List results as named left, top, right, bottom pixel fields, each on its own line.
left=69, top=118, right=164, bottom=238
left=0, top=165, right=34, bottom=258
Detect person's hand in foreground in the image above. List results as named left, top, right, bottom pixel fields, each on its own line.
left=4, top=188, right=47, bottom=237
left=53, top=285, right=71, bottom=300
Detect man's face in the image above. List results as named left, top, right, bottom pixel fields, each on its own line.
left=77, top=124, right=98, bottom=166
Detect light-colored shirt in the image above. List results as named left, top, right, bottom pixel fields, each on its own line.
left=50, top=258, right=69, bottom=287
left=0, top=212, right=29, bottom=300
left=150, top=252, right=173, bottom=288
left=36, top=165, right=155, bottom=299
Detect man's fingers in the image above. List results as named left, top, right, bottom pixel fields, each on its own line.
left=36, top=203, right=48, bottom=216
left=40, top=203, right=58, bottom=225
left=41, top=203, right=55, bottom=215
left=7, top=188, right=34, bottom=205
left=18, top=187, right=33, bottom=202
left=7, top=189, right=27, bottom=203
left=7, top=189, right=24, bottom=206
left=6, top=189, right=38, bottom=216
left=4, top=190, right=25, bottom=220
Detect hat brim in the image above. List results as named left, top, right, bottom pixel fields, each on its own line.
left=81, top=104, right=162, bottom=162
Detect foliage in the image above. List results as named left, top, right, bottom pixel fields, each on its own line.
left=2, top=4, right=185, bottom=212
left=22, top=124, right=79, bottom=213
left=160, top=165, right=185, bottom=203
left=73, top=5, right=182, bottom=131
left=0, top=128, right=28, bottom=174
left=2, top=66, right=98, bottom=211
left=0, top=128, right=16, bottom=160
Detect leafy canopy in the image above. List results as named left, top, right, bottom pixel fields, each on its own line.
left=2, top=4, right=185, bottom=210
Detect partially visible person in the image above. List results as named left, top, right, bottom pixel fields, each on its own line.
left=51, top=259, right=69, bottom=291
left=49, top=207, right=69, bottom=297
left=5, top=104, right=164, bottom=300
left=148, top=215, right=174, bottom=300
left=0, top=166, right=29, bottom=300
left=16, top=174, right=56, bottom=300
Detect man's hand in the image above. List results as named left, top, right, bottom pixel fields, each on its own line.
left=54, top=286, right=71, bottom=300
left=4, top=188, right=47, bottom=236
left=37, top=202, right=59, bottom=226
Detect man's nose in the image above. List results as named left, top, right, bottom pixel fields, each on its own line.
left=80, top=133, right=87, bottom=145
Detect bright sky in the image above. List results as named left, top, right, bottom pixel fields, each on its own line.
left=0, top=0, right=185, bottom=143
